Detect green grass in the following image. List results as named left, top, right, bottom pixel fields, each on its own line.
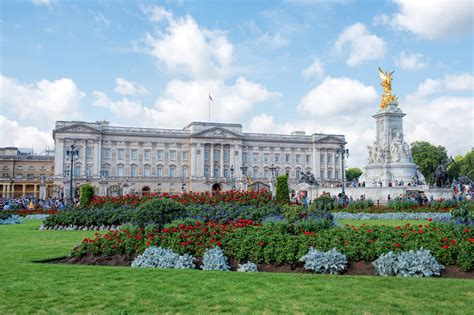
left=1, top=220, right=473, bottom=314
left=338, top=219, right=425, bottom=227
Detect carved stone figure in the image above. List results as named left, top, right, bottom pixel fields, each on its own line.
left=434, top=164, right=448, bottom=187
left=298, top=170, right=318, bottom=186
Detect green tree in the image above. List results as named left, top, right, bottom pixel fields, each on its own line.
left=346, top=167, right=363, bottom=182
left=459, top=150, right=474, bottom=179
left=411, top=141, right=448, bottom=185
left=79, top=184, right=95, bottom=208
left=447, top=155, right=463, bottom=181
left=275, top=175, right=290, bottom=205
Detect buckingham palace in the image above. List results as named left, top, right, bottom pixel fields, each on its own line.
left=52, top=120, right=346, bottom=197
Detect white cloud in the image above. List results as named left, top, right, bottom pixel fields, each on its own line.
left=378, top=0, right=473, bottom=40
left=95, top=13, right=110, bottom=26
left=93, top=77, right=280, bottom=128
left=303, top=57, right=324, bottom=78
left=32, top=0, right=50, bottom=6
left=256, top=32, right=288, bottom=49
left=141, top=5, right=233, bottom=79
left=0, top=116, right=53, bottom=153
left=0, top=74, right=85, bottom=130
left=114, top=78, right=148, bottom=96
left=409, top=73, right=474, bottom=97
left=297, top=76, right=378, bottom=116
left=395, top=51, right=427, bottom=70
left=334, top=23, right=386, bottom=66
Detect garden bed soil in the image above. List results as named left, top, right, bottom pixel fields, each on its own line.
left=46, top=255, right=473, bottom=279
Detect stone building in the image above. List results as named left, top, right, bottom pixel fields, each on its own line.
left=0, top=147, right=54, bottom=198
left=52, top=121, right=346, bottom=197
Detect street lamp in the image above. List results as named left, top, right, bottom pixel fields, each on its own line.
left=181, top=177, right=186, bottom=193
left=230, top=165, right=236, bottom=189
left=240, top=163, right=248, bottom=191
left=336, top=144, right=349, bottom=196
left=269, top=163, right=277, bottom=179
left=65, top=143, right=80, bottom=204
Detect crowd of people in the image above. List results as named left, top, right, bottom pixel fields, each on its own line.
left=0, top=196, right=70, bottom=210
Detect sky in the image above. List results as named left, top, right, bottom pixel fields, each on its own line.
left=0, top=0, right=473, bottom=168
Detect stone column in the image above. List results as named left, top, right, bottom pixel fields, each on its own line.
left=314, top=146, right=320, bottom=178
left=33, top=184, right=37, bottom=198
left=210, top=143, right=214, bottom=178
left=81, top=140, right=87, bottom=176
left=54, top=139, right=64, bottom=176
left=39, top=183, right=46, bottom=199
left=332, top=150, right=336, bottom=180
left=94, top=140, right=100, bottom=176
left=220, top=144, right=224, bottom=177
left=325, top=150, right=328, bottom=180
left=200, top=143, right=205, bottom=178
left=22, top=184, right=26, bottom=197
left=191, top=143, right=196, bottom=178
left=6, top=184, right=10, bottom=198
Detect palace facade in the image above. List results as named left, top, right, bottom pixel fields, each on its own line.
left=52, top=121, right=346, bottom=197
left=0, top=147, right=54, bottom=198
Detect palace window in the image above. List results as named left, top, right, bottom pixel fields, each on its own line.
left=253, top=167, right=258, bottom=178
left=253, top=153, right=258, bottom=163
left=144, top=165, right=150, bottom=177
left=264, top=153, right=269, bottom=163
left=242, top=152, right=247, bottom=163
left=117, top=165, right=124, bottom=177
left=181, top=166, right=188, bottom=178
left=335, top=170, right=339, bottom=179
left=131, top=149, right=138, bottom=161
left=204, top=166, right=209, bottom=178
left=204, top=149, right=209, bottom=161
left=295, top=154, right=300, bottom=163
left=274, top=153, right=280, bottom=163
left=224, top=148, right=229, bottom=162
left=74, top=165, right=81, bottom=176
left=213, top=166, right=219, bottom=178
left=87, top=147, right=93, bottom=158
left=103, top=148, right=110, bottom=159
left=144, top=149, right=151, bottom=160
left=181, top=151, right=188, bottom=161
left=157, top=150, right=164, bottom=161
left=169, top=166, right=176, bottom=178
left=131, top=165, right=137, bottom=177
left=157, top=166, right=163, bottom=177
left=320, top=154, right=324, bottom=165
left=169, top=150, right=176, bottom=161
left=285, top=154, right=290, bottom=163
left=86, top=164, right=92, bottom=177
left=306, top=155, right=311, bottom=164
left=118, top=149, right=125, bottom=160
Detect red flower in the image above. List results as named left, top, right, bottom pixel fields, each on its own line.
left=450, top=239, right=456, bottom=246
left=393, top=243, right=401, bottom=247
left=258, top=241, right=265, bottom=246
left=395, top=226, right=401, bottom=229
left=367, top=229, right=372, bottom=234
left=404, top=233, right=409, bottom=237
left=442, top=245, right=449, bottom=249
left=146, top=241, right=151, bottom=246
left=442, top=237, right=448, bottom=242
left=304, top=231, right=311, bottom=236
left=468, top=238, right=474, bottom=243
left=433, top=227, right=438, bottom=231
left=369, top=239, right=374, bottom=244
left=419, top=230, right=423, bottom=234
left=427, top=218, right=432, bottom=222
left=216, top=241, right=222, bottom=246
left=464, top=228, right=469, bottom=233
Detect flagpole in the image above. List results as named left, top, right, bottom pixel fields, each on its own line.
left=208, top=92, right=210, bottom=123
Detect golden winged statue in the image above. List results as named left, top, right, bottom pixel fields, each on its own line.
left=378, top=67, right=398, bottom=110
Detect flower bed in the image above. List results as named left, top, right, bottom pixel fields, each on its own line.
left=2, top=209, right=58, bottom=216
left=89, top=190, right=273, bottom=208
left=71, top=220, right=474, bottom=271
left=333, top=212, right=451, bottom=222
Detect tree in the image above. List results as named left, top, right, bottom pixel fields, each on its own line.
left=79, top=184, right=95, bottom=208
left=275, top=175, right=290, bottom=205
left=447, top=155, right=463, bottom=182
left=410, top=141, right=448, bottom=185
left=346, top=167, right=363, bottom=182
left=459, top=150, right=474, bottom=179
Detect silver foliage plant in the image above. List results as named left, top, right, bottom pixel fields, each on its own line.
left=299, top=248, right=348, bottom=274
left=131, top=246, right=195, bottom=269
left=333, top=212, right=451, bottom=221
left=237, top=261, right=258, bottom=272
left=201, top=247, right=230, bottom=271
left=372, top=248, right=444, bottom=277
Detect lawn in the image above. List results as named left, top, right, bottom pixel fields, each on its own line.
left=1, top=220, right=473, bottom=314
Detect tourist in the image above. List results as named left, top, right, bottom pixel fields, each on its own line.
left=387, top=194, right=391, bottom=202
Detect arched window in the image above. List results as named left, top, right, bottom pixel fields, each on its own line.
left=144, top=165, right=150, bottom=177
left=157, top=165, right=163, bottom=177
left=169, top=165, right=176, bottom=178
left=130, top=164, right=137, bottom=177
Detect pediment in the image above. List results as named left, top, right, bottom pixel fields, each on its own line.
left=55, top=123, right=100, bottom=134
left=192, top=127, right=241, bottom=139
left=316, top=135, right=345, bottom=144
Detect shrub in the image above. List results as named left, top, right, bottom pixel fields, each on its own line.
left=451, top=201, right=473, bottom=225
left=275, top=175, right=290, bottom=205
left=372, top=249, right=444, bottom=277
left=131, top=246, right=195, bottom=269
left=79, top=184, right=95, bottom=207
left=201, top=247, right=230, bottom=271
left=299, top=247, right=347, bottom=274
left=237, top=262, right=258, bottom=272
left=344, top=199, right=374, bottom=212
left=0, top=214, right=22, bottom=225
left=386, top=198, right=418, bottom=211
left=311, top=196, right=339, bottom=211
left=132, top=198, right=185, bottom=227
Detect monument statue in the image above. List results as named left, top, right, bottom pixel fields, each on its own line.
left=378, top=67, right=399, bottom=110
left=359, top=67, right=425, bottom=187
left=298, top=170, right=318, bottom=186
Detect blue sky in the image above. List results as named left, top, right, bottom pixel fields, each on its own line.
left=1, top=0, right=473, bottom=167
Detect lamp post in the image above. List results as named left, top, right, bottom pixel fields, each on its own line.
left=230, top=165, right=236, bottom=189
left=336, top=144, right=349, bottom=196
left=269, top=163, right=277, bottom=179
left=65, top=143, right=80, bottom=204
left=240, top=163, right=248, bottom=191
left=181, top=177, right=186, bottom=193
